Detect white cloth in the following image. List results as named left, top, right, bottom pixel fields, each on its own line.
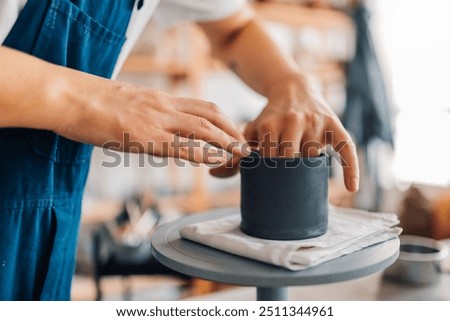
left=180, top=206, right=402, bottom=271
left=0, top=0, right=247, bottom=78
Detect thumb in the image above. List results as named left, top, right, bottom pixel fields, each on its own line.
left=209, top=155, right=241, bottom=178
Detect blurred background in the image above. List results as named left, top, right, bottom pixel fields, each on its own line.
left=72, top=0, right=450, bottom=301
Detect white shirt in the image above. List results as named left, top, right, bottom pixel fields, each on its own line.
left=0, top=0, right=246, bottom=78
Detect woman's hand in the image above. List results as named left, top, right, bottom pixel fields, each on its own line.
left=199, top=7, right=359, bottom=192
left=0, top=46, right=248, bottom=165
left=56, top=80, right=249, bottom=164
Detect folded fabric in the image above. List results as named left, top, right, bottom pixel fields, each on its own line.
left=180, top=206, right=402, bottom=271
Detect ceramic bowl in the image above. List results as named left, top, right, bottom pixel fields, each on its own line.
left=383, top=235, right=449, bottom=285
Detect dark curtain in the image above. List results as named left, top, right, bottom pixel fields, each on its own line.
left=342, top=4, right=394, bottom=148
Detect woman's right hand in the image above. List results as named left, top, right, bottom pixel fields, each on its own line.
left=54, top=78, right=249, bottom=164
left=0, top=46, right=248, bottom=165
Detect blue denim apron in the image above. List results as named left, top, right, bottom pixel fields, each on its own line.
left=0, top=0, right=134, bottom=300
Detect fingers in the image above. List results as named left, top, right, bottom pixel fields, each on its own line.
left=208, top=121, right=258, bottom=178
left=301, top=124, right=324, bottom=157
left=300, top=139, right=322, bottom=157
left=279, top=125, right=303, bottom=157
left=174, top=93, right=358, bottom=192
left=246, top=108, right=358, bottom=193
left=168, top=111, right=247, bottom=158
left=243, top=121, right=258, bottom=144
left=326, top=119, right=359, bottom=192
left=154, top=134, right=228, bottom=164
left=258, top=131, right=279, bottom=158
left=209, top=155, right=241, bottom=178
left=172, top=97, right=250, bottom=159
left=173, top=97, right=246, bottom=144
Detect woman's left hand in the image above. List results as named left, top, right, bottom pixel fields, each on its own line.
left=209, top=75, right=360, bottom=193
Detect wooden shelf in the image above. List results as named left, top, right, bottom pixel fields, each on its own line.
left=254, top=2, right=354, bottom=30
left=121, top=55, right=189, bottom=76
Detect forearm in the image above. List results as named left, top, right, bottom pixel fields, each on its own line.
left=0, top=45, right=138, bottom=146
left=201, top=7, right=359, bottom=191
left=199, top=8, right=305, bottom=97
left=0, top=46, right=246, bottom=162
left=0, top=46, right=77, bottom=131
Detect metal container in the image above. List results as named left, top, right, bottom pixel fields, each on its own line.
left=383, top=235, right=449, bottom=285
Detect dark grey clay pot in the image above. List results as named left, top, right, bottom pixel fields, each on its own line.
left=240, top=152, right=329, bottom=240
